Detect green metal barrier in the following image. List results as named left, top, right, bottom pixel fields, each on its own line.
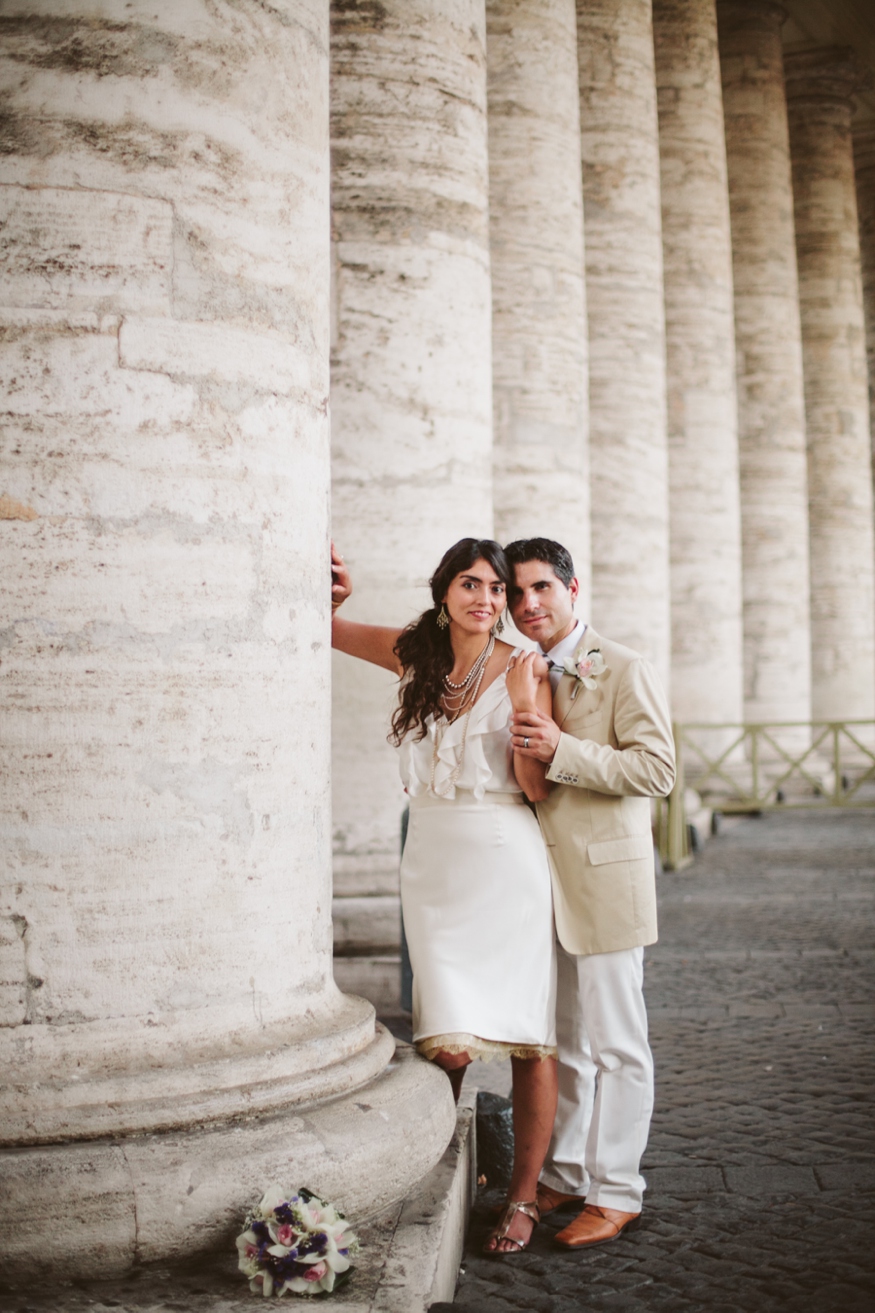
left=657, top=720, right=875, bottom=870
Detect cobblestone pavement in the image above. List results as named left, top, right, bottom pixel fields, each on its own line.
left=435, top=809, right=875, bottom=1312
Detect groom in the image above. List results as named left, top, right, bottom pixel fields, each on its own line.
left=505, top=538, right=675, bottom=1249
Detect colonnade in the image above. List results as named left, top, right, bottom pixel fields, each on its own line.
left=785, top=49, right=875, bottom=723
left=3, top=0, right=874, bottom=1280
left=0, top=0, right=454, bottom=1279
left=331, top=0, right=875, bottom=915
left=330, top=0, right=494, bottom=880
left=717, top=0, right=813, bottom=727
left=487, top=0, right=590, bottom=582
left=654, top=0, right=743, bottom=726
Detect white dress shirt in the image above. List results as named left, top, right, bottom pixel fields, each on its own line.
left=539, top=619, right=588, bottom=692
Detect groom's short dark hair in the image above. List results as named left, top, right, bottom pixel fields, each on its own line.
left=504, top=538, right=575, bottom=588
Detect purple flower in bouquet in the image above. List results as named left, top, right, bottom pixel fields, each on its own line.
left=236, top=1186, right=359, bottom=1298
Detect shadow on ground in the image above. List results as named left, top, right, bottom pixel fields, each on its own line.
left=438, top=810, right=875, bottom=1311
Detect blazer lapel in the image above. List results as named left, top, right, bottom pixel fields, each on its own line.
left=552, top=626, right=606, bottom=729
left=554, top=675, right=575, bottom=729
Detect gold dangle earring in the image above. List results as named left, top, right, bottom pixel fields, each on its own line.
left=436, top=604, right=449, bottom=630
left=493, top=612, right=505, bottom=635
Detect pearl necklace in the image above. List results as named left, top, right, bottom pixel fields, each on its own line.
left=431, top=635, right=495, bottom=797
left=443, top=635, right=494, bottom=691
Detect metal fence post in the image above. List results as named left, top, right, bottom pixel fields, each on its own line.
left=833, top=724, right=841, bottom=803
left=664, top=724, right=691, bottom=870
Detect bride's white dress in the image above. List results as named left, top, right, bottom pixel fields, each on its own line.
left=398, top=653, right=557, bottom=1062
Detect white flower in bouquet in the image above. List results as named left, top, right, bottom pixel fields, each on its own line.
left=236, top=1186, right=359, bottom=1298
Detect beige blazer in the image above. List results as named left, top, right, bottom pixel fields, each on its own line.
left=535, top=627, right=676, bottom=956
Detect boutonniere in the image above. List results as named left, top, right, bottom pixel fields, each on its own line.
left=562, top=646, right=609, bottom=701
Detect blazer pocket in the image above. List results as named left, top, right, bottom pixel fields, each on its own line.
left=587, top=835, right=653, bottom=866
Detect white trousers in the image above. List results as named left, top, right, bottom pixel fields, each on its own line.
left=540, top=943, right=654, bottom=1213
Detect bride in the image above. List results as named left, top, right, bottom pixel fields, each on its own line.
left=331, top=537, right=558, bottom=1255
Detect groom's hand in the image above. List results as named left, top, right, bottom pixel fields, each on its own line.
left=511, top=707, right=561, bottom=762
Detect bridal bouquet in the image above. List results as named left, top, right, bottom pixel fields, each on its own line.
left=236, top=1186, right=359, bottom=1297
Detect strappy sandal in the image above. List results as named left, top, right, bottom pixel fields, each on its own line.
left=482, top=1199, right=540, bottom=1257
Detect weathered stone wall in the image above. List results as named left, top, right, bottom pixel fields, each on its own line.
left=0, top=0, right=342, bottom=1105
left=717, top=0, right=813, bottom=725
left=329, top=0, right=493, bottom=894
left=0, top=0, right=453, bottom=1276
left=487, top=0, right=590, bottom=592
left=576, top=0, right=671, bottom=680
left=854, top=125, right=875, bottom=512
left=654, top=0, right=744, bottom=725
left=785, top=48, right=875, bottom=721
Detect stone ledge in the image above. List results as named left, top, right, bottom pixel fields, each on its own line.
left=0, top=1091, right=476, bottom=1312
left=366, top=1088, right=476, bottom=1312
left=0, top=1044, right=456, bottom=1282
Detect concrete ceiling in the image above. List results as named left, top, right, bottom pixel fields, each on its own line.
left=782, top=0, right=875, bottom=126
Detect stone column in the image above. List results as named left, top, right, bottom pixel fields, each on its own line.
left=330, top=4, right=493, bottom=931
left=717, top=0, right=812, bottom=725
left=576, top=0, right=671, bottom=682
left=487, top=0, right=590, bottom=592
left=0, top=0, right=452, bottom=1279
left=785, top=49, right=875, bottom=721
left=653, top=0, right=744, bottom=726
left=854, top=126, right=875, bottom=512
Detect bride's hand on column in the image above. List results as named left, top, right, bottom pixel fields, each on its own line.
left=331, top=542, right=352, bottom=612
left=329, top=545, right=403, bottom=673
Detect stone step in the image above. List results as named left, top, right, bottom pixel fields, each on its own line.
left=333, top=954, right=404, bottom=1016
left=0, top=1078, right=476, bottom=1313
left=333, top=894, right=401, bottom=955
left=333, top=854, right=401, bottom=899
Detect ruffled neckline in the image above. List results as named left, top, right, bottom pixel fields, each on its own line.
left=399, top=653, right=522, bottom=801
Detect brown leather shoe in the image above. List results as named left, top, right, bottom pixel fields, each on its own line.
left=554, top=1204, right=642, bottom=1249
left=536, top=1183, right=583, bottom=1215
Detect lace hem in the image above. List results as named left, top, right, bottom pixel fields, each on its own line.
left=416, top=1032, right=558, bottom=1064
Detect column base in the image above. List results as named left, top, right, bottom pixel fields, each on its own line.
left=0, top=1036, right=456, bottom=1283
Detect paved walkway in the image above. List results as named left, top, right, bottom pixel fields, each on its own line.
left=436, top=809, right=875, bottom=1312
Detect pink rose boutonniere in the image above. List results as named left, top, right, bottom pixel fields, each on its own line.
left=562, top=646, right=609, bottom=701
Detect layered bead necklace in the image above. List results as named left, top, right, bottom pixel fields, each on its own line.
left=430, top=633, right=495, bottom=797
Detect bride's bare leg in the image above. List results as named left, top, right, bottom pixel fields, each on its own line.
left=486, top=1055, right=558, bottom=1253
left=431, top=1049, right=472, bottom=1103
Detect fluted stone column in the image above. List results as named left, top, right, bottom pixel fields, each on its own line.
left=785, top=50, right=875, bottom=722
left=854, top=126, right=875, bottom=511
left=330, top=3, right=493, bottom=903
left=0, top=0, right=452, bottom=1279
left=487, top=0, right=590, bottom=591
left=576, top=0, right=671, bottom=681
left=717, top=0, right=812, bottom=725
left=653, top=0, right=744, bottom=725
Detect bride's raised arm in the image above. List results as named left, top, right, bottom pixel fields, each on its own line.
left=506, top=651, right=553, bottom=802
left=330, top=543, right=404, bottom=675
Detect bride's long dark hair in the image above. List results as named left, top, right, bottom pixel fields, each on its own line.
left=390, top=537, right=511, bottom=745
